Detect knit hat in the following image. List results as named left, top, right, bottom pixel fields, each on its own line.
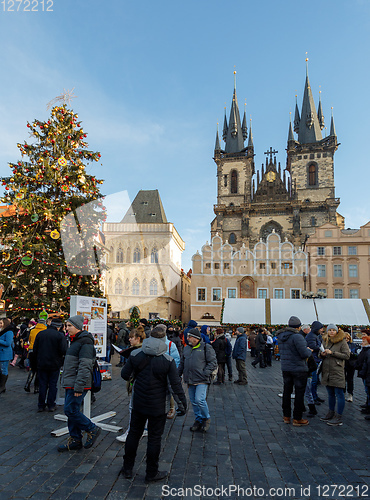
left=237, top=327, right=244, bottom=334
left=326, top=323, right=338, bottom=332
left=67, top=315, right=84, bottom=331
left=187, top=328, right=201, bottom=340
left=215, top=328, right=224, bottom=335
left=51, top=318, right=63, bottom=328
left=311, top=321, right=324, bottom=333
left=151, top=324, right=166, bottom=339
left=301, top=324, right=310, bottom=331
left=288, top=316, right=301, bottom=328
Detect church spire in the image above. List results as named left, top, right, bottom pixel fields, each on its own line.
left=294, top=95, right=300, bottom=134
left=242, top=102, right=248, bottom=140
left=223, top=72, right=245, bottom=154
left=222, top=108, right=228, bottom=142
left=248, top=118, right=254, bottom=149
left=288, top=113, right=295, bottom=142
left=297, top=61, right=323, bottom=144
left=214, top=125, right=221, bottom=152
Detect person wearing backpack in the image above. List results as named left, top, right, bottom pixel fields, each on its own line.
left=178, top=328, right=217, bottom=432
left=58, top=315, right=101, bottom=452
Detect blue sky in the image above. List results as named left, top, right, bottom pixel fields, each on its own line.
left=0, top=0, right=369, bottom=271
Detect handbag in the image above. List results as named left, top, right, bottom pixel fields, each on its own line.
left=307, top=355, right=317, bottom=374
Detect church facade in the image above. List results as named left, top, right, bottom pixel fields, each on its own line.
left=191, top=68, right=345, bottom=324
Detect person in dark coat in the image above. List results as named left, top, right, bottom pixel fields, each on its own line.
left=355, top=331, right=370, bottom=419
left=139, top=318, right=152, bottom=338
left=33, top=318, right=68, bottom=412
left=252, top=328, right=267, bottom=368
left=248, top=330, right=257, bottom=357
left=58, top=315, right=101, bottom=452
left=277, top=316, right=312, bottom=426
left=116, top=320, right=130, bottom=367
left=121, top=326, right=187, bottom=482
left=232, top=327, right=248, bottom=384
left=212, top=328, right=227, bottom=384
left=167, top=326, right=183, bottom=356
left=344, top=331, right=360, bottom=403
left=305, top=321, right=325, bottom=404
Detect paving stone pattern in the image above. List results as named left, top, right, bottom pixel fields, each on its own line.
left=0, top=353, right=369, bottom=500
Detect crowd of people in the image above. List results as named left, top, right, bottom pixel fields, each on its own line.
left=0, top=313, right=369, bottom=482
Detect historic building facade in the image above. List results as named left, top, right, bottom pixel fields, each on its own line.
left=102, top=190, right=187, bottom=321
left=190, top=67, right=367, bottom=324
left=307, top=222, right=370, bottom=299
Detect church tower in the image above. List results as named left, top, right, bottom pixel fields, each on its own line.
left=287, top=64, right=340, bottom=235
left=211, top=73, right=255, bottom=245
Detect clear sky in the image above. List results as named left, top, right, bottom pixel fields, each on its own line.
left=0, top=0, right=369, bottom=271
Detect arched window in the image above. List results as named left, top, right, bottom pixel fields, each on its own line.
left=229, top=233, right=236, bottom=244
left=308, top=164, right=317, bottom=186
left=151, top=248, right=158, bottom=264
left=126, top=248, right=131, bottom=263
left=231, top=170, right=238, bottom=193
left=114, top=278, right=123, bottom=294
left=116, top=247, right=124, bottom=263
left=150, top=278, right=158, bottom=296
left=132, top=278, right=140, bottom=295
left=133, top=247, right=140, bottom=263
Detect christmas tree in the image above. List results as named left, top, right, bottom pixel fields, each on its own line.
left=0, top=100, right=106, bottom=317
left=130, top=306, right=140, bottom=327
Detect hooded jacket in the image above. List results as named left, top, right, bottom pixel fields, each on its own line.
left=183, top=320, right=199, bottom=345
left=277, top=327, right=312, bottom=372
left=319, top=329, right=350, bottom=388
left=0, top=325, right=14, bottom=361
left=28, top=322, right=47, bottom=350
left=305, top=321, right=323, bottom=363
left=61, top=330, right=95, bottom=393
left=356, top=346, right=370, bottom=385
left=121, top=336, right=186, bottom=416
left=232, top=332, right=247, bottom=360
left=179, top=340, right=217, bottom=385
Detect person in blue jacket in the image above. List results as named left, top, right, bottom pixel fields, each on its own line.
left=0, top=317, right=15, bottom=394
left=232, top=327, right=248, bottom=385
left=183, top=320, right=211, bottom=345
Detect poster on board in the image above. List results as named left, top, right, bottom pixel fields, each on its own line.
left=70, top=295, right=107, bottom=358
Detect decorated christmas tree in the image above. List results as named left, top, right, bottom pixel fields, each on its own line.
left=130, top=306, right=140, bottom=327
left=0, top=97, right=106, bottom=317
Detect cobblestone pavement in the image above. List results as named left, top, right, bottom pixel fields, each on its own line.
left=0, top=353, right=369, bottom=500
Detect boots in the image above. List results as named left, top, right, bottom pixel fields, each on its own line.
left=10, top=354, right=19, bottom=367
left=320, top=410, right=335, bottom=421
left=307, top=404, right=318, bottom=417
left=327, top=413, right=343, bottom=426
left=24, top=372, right=35, bottom=393
left=0, top=374, right=8, bottom=394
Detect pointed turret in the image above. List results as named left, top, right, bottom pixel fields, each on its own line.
left=294, top=97, right=300, bottom=134
left=214, top=127, right=221, bottom=152
left=330, top=109, right=336, bottom=137
left=297, top=67, right=323, bottom=144
left=317, top=92, right=325, bottom=130
left=222, top=110, right=228, bottom=142
left=288, top=119, right=295, bottom=142
left=242, top=106, right=248, bottom=140
left=247, top=119, right=254, bottom=149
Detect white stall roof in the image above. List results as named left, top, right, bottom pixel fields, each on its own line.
left=315, top=299, right=369, bottom=326
left=270, top=299, right=316, bottom=325
left=222, top=298, right=266, bottom=324
left=222, top=298, right=370, bottom=326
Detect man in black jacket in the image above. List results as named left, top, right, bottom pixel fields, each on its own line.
left=121, top=326, right=187, bottom=482
left=252, top=328, right=267, bottom=368
left=33, top=318, right=68, bottom=412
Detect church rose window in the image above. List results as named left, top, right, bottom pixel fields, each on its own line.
left=231, top=170, right=238, bottom=193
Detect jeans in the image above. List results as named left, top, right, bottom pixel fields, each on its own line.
left=226, top=356, right=233, bottom=378
left=188, top=384, right=210, bottom=422
left=305, top=376, right=314, bottom=404
left=0, top=360, right=9, bottom=376
left=123, top=409, right=166, bottom=478
left=282, top=371, right=308, bottom=420
left=326, top=386, right=345, bottom=415
left=38, top=369, right=59, bottom=409
left=311, top=369, right=318, bottom=400
left=105, top=346, right=111, bottom=363
left=64, top=389, right=96, bottom=440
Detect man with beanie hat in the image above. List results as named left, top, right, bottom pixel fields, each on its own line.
left=33, top=318, right=68, bottom=412
left=232, top=327, right=248, bottom=384
left=179, top=328, right=217, bottom=433
left=57, top=315, right=101, bottom=452
left=306, top=321, right=325, bottom=404
left=277, top=316, right=313, bottom=426
left=121, top=324, right=187, bottom=482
